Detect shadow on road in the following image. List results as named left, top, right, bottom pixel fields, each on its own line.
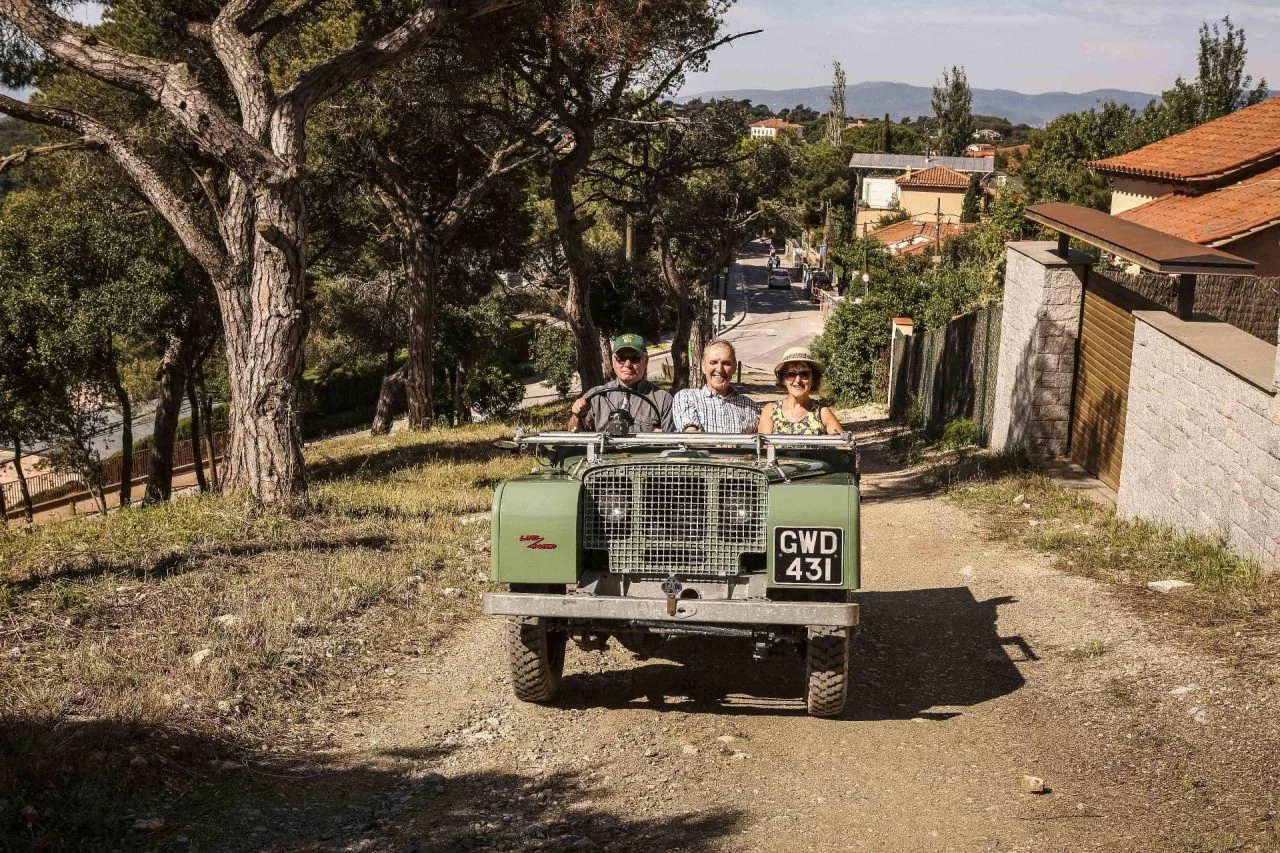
left=557, top=586, right=1028, bottom=721
left=1, top=715, right=744, bottom=852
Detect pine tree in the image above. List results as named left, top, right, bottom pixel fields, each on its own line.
left=827, top=61, right=847, bottom=145
left=932, top=66, right=974, bottom=157
left=960, top=174, right=982, bottom=223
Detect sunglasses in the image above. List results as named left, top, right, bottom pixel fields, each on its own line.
left=613, top=352, right=644, bottom=365
left=784, top=370, right=812, bottom=380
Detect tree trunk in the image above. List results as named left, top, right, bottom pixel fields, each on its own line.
left=549, top=157, right=605, bottom=392
left=371, top=364, right=407, bottom=435
left=106, top=363, right=133, bottom=508
left=404, top=235, right=439, bottom=430
left=9, top=436, right=33, bottom=523
left=657, top=234, right=694, bottom=392
left=690, top=311, right=710, bottom=389
left=187, top=377, right=208, bottom=492
left=216, top=185, right=308, bottom=507
left=0, top=459, right=7, bottom=525
left=197, top=368, right=220, bottom=492
left=145, top=335, right=187, bottom=504
left=451, top=362, right=466, bottom=426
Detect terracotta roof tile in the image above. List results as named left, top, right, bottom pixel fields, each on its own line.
left=751, top=118, right=802, bottom=129
left=895, top=165, right=970, bottom=188
left=1091, top=96, right=1280, bottom=184
left=866, top=219, right=973, bottom=254
left=1116, top=163, right=1280, bottom=245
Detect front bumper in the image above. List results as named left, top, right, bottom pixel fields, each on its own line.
left=482, top=592, right=859, bottom=628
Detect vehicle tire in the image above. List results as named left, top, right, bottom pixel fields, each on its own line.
left=804, top=625, right=850, bottom=718
left=507, top=616, right=566, bottom=703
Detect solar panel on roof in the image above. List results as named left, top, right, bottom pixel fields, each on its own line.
left=846, top=153, right=993, bottom=173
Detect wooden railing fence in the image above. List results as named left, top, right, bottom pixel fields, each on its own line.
left=2, top=432, right=226, bottom=520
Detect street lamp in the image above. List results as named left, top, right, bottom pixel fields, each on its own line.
left=861, top=271, right=870, bottom=300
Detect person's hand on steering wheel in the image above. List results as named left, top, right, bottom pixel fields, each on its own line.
left=581, top=385, right=663, bottom=434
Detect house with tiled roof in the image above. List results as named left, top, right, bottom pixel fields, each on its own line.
left=894, top=165, right=972, bottom=223
left=1091, top=95, right=1280, bottom=274
left=865, top=217, right=974, bottom=256
left=749, top=118, right=804, bottom=139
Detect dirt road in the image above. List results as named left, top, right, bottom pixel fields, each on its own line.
left=201, top=421, right=1280, bottom=853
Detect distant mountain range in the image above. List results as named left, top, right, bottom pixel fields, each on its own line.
left=678, top=81, right=1158, bottom=127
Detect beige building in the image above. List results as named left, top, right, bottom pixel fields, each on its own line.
left=895, top=166, right=970, bottom=223
left=748, top=118, right=804, bottom=139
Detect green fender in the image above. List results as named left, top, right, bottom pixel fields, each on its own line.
left=765, top=477, right=861, bottom=590
left=491, top=476, right=582, bottom=584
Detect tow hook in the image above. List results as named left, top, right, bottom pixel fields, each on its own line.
left=661, top=576, right=683, bottom=616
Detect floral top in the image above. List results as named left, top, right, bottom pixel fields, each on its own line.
left=770, top=401, right=826, bottom=435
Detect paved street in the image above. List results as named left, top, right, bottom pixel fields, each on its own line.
left=718, top=240, right=825, bottom=375
left=522, top=239, right=825, bottom=407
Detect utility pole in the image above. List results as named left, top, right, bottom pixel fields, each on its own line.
left=933, top=198, right=943, bottom=264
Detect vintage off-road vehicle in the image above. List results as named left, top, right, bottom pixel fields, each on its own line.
left=483, top=406, right=861, bottom=717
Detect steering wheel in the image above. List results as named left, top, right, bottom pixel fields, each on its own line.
left=582, top=384, right=663, bottom=435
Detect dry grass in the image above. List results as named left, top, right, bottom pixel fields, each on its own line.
left=0, top=421, right=540, bottom=848
left=948, top=472, right=1280, bottom=637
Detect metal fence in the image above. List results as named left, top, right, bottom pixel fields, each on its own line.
left=887, top=305, right=1003, bottom=443
left=2, top=432, right=226, bottom=519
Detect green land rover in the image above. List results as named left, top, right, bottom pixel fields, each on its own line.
left=483, top=427, right=860, bottom=717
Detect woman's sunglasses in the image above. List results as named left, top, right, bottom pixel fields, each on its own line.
left=784, top=370, right=812, bottom=380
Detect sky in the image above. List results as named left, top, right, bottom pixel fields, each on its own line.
left=680, top=1, right=1280, bottom=96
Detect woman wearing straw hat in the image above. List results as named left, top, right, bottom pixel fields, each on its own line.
left=758, top=346, right=845, bottom=435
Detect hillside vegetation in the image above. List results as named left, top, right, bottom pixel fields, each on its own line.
left=0, top=421, right=544, bottom=848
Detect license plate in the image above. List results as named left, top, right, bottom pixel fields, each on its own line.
left=773, top=527, right=844, bottom=585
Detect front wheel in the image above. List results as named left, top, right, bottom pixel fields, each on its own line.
left=507, top=616, right=566, bottom=703
left=804, top=625, right=850, bottom=718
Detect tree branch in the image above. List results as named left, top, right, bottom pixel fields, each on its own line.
left=0, top=94, right=227, bottom=280
left=211, top=0, right=275, bottom=137
left=278, top=0, right=526, bottom=123
left=0, top=0, right=285, bottom=183
left=0, top=137, right=103, bottom=172
left=637, top=30, right=762, bottom=109
left=250, top=0, right=322, bottom=45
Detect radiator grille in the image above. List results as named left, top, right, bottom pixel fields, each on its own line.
left=582, top=463, right=767, bottom=575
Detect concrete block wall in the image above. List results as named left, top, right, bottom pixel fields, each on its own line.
left=989, top=242, right=1088, bottom=459
left=1118, top=317, right=1280, bottom=568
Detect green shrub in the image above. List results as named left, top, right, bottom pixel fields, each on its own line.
left=938, top=417, right=980, bottom=449
left=466, top=365, right=526, bottom=419
left=531, top=326, right=578, bottom=400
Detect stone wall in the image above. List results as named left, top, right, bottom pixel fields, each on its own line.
left=1117, top=316, right=1280, bottom=567
left=989, top=242, right=1087, bottom=459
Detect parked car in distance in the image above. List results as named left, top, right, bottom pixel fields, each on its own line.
left=768, top=268, right=792, bottom=289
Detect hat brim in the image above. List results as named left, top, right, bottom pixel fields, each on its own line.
left=773, top=357, right=822, bottom=380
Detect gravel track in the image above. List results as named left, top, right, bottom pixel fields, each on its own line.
left=195, top=418, right=1280, bottom=853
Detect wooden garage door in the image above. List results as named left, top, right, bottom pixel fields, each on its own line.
left=1069, top=274, right=1137, bottom=490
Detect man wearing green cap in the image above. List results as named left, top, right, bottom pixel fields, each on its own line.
left=568, top=333, right=674, bottom=433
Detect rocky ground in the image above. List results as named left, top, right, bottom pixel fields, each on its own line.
left=159, top=414, right=1280, bottom=853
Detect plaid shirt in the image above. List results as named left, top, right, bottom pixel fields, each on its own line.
left=672, top=385, right=760, bottom=433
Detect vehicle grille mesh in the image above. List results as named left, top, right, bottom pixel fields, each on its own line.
left=582, top=463, right=767, bottom=575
